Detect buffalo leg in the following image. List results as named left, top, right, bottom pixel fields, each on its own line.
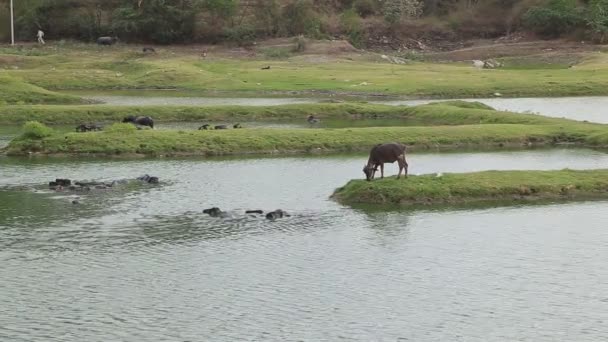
left=380, top=163, right=384, bottom=179
left=397, top=155, right=408, bottom=179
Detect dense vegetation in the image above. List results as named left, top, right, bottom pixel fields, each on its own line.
left=3, top=0, right=608, bottom=46
left=332, top=169, right=608, bottom=206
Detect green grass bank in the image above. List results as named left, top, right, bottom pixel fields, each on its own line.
left=3, top=43, right=608, bottom=98
left=0, top=101, right=576, bottom=125
left=0, top=75, right=84, bottom=105
left=6, top=121, right=608, bottom=156
left=331, top=169, right=608, bottom=206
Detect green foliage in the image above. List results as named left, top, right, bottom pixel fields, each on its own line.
left=224, top=25, right=257, bottom=46
left=353, top=0, right=377, bottom=17
left=383, top=0, right=423, bottom=24
left=105, top=123, right=137, bottom=134
left=112, top=0, right=196, bottom=43
left=251, top=0, right=282, bottom=36
left=523, top=0, right=583, bottom=37
left=282, top=0, right=323, bottom=37
left=586, top=0, right=608, bottom=42
left=261, top=47, right=293, bottom=58
left=341, top=9, right=366, bottom=48
left=21, top=121, right=54, bottom=139
left=201, top=0, right=238, bottom=20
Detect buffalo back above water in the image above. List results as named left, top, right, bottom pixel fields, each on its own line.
left=123, top=116, right=154, bottom=128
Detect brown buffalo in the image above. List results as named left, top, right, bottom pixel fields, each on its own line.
left=363, top=143, right=408, bottom=181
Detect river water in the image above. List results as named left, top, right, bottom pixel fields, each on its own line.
left=81, top=93, right=608, bottom=123
left=1, top=148, right=608, bottom=341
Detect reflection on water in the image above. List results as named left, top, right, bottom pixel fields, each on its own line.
left=1, top=149, right=608, bottom=341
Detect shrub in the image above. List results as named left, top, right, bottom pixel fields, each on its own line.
left=224, top=25, right=257, bottom=46
left=262, top=47, right=292, bottom=59
left=383, top=0, right=423, bottom=24
left=22, top=121, right=54, bottom=140
left=292, top=35, right=307, bottom=52
left=105, top=123, right=137, bottom=134
left=112, top=0, right=196, bottom=43
left=340, top=9, right=366, bottom=48
left=586, top=0, right=608, bottom=42
left=282, top=0, right=322, bottom=36
left=353, top=0, right=377, bottom=17
left=523, top=0, right=583, bottom=37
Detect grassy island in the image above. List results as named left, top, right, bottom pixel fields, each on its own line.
left=4, top=102, right=608, bottom=156
left=331, top=169, right=608, bottom=206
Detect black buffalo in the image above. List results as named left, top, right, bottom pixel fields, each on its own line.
left=198, top=124, right=211, bottom=130
left=97, top=36, right=118, bottom=45
left=265, top=209, right=290, bottom=220
left=75, top=124, right=103, bottom=132
left=123, top=115, right=154, bottom=129
left=203, top=207, right=227, bottom=218
left=363, top=143, right=409, bottom=181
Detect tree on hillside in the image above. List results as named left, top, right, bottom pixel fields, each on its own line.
left=112, top=0, right=197, bottom=43
left=382, top=0, right=423, bottom=24
left=586, top=0, right=608, bottom=42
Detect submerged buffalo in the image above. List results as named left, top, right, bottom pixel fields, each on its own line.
left=97, top=36, right=118, bottom=45
left=363, top=143, right=409, bottom=181
left=203, top=207, right=228, bottom=218
left=137, top=174, right=159, bottom=184
left=48, top=175, right=159, bottom=191
left=265, top=209, right=290, bottom=220
left=199, top=124, right=211, bottom=130
left=123, top=115, right=154, bottom=129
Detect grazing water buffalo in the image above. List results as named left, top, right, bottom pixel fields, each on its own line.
left=214, top=125, right=228, bottom=130
left=75, top=124, right=103, bottom=132
left=198, top=124, right=211, bottom=130
left=363, top=143, right=408, bottom=181
left=97, top=36, right=118, bottom=45
left=123, top=115, right=154, bottom=129
left=233, top=123, right=242, bottom=129
left=307, top=115, right=320, bottom=124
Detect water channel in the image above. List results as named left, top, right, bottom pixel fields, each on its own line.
left=79, top=93, right=608, bottom=123
left=1, top=148, right=608, bottom=341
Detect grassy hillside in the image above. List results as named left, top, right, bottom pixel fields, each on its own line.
left=3, top=43, right=608, bottom=98
left=0, top=75, right=84, bottom=105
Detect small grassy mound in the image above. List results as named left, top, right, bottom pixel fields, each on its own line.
left=0, top=75, right=83, bottom=105
left=332, top=169, right=608, bottom=206
left=0, top=102, right=574, bottom=125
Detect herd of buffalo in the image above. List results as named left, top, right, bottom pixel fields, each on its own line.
left=48, top=176, right=290, bottom=220
left=76, top=115, right=409, bottom=182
